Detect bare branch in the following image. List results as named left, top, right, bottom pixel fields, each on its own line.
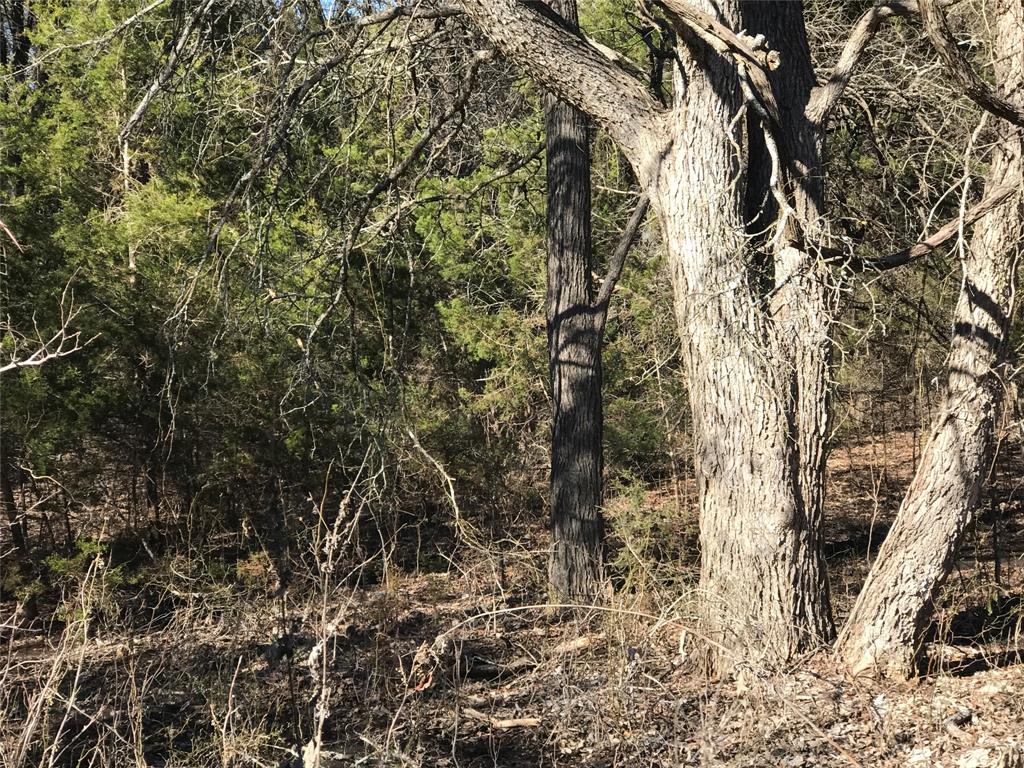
left=594, top=193, right=651, bottom=325
left=0, top=218, right=23, bottom=252
left=345, top=4, right=462, bottom=27
left=61, top=0, right=168, bottom=52
left=24, top=0, right=169, bottom=72
left=350, top=2, right=651, bottom=98
left=118, top=0, right=219, bottom=143
left=1, top=290, right=94, bottom=375
left=651, top=0, right=780, bottom=73
left=919, top=0, right=1024, bottom=127
left=842, top=182, right=1019, bottom=271
left=454, top=0, right=667, bottom=176
left=807, top=1, right=913, bottom=125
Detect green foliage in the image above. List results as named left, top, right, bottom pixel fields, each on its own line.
left=604, top=473, right=697, bottom=593
left=43, top=538, right=108, bottom=582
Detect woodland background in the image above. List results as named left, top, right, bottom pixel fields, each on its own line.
left=2, top=0, right=1024, bottom=765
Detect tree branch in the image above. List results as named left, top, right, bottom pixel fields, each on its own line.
left=454, top=0, right=667, bottom=176
left=651, top=0, right=779, bottom=73
left=346, top=4, right=463, bottom=26
left=842, top=182, right=1019, bottom=271
left=0, top=218, right=23, bottom=252
left=1, top=290, right=94, bottom=376
left=349, top=2, right=649, bottom=80
left=26, top=0, right=169, bottom=72
left=807, top=1, right=913, bottom=125
left=301, top=50, right=495, bottom=351
left=919, top=0, right=1024, bottom=127
left=118, top=0, right=219, bottom=143
left=594, top=193, right=650, bottom=326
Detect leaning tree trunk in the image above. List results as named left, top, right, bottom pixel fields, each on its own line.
left=543, top=0, right=604, bottom=601
left=836, top=0, right=1023, bottom=677
left=655, top=0, right=833, bottom=671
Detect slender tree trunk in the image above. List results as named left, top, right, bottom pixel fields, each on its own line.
left=0, top=435, right=28, bottom=557
left=836, top=0, right=1023, bottom=677
left=544, top=0, right=603, bottom=601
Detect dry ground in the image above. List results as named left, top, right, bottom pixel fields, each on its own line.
left=3, top=431, right=1024, bottom=767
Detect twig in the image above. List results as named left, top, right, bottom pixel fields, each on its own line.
left=594, top=193, right=650, bottom=320
left=462, top=707, right=541, bottom=729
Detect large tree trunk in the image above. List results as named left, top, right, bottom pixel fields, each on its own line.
left=455, top=0, right=837, bottom=671
left=836, top=0, right=1023, bottom=677
left=743, top=0, right=836, bottom=645
left=544, top=0, right=603, bottom=601
left=653, top=0, right=833, bottom=671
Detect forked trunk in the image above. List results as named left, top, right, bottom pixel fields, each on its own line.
left=743, top=1, right=837, bottom=646
left=657, top=0, right=833, bottom=670
left=836, top=0, right=1023, bottom=676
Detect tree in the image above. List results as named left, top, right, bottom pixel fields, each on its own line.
left=543, top=0, right=603, bottom=601
left=454, top=0, right=852, bottom=669
left=836, top=0, right=1024, bottom=677
left=453, top=0, right=1022, bottom=672
left=543, top=0, right=651, bottom=601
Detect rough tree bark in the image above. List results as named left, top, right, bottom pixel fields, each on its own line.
left=836, top=0, right=1024, bottom=677
left=543, top=0, right=603, bottom=601
left=456, top=0, right=845, bottom=671
left=657, top=0, right=801, bottom=668
left=742, top=0, right=838, bottom=648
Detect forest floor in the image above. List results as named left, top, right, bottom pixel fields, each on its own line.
left=3, top=429, right=1024, bottom=767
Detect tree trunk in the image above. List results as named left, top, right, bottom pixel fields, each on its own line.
left=0, top=435, right=29, bottom=557
left=456, top=0, right=836, bottom=671
left=654, top=0, right=832, bottom=671
left=836, top=0, right=1023, bottom=677
left=743, top=0, right=836, bottom=645
left=544, top=0, right=603, bottom=601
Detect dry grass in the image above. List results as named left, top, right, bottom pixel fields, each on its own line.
left=3, top=431, right=1024, bottom=767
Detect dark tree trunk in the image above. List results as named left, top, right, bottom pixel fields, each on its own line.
left=3, top=0, right=31, bottom=73
left=544, top=0, right=603, bottom=601
left=0, top=436, right=28, bottom=557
